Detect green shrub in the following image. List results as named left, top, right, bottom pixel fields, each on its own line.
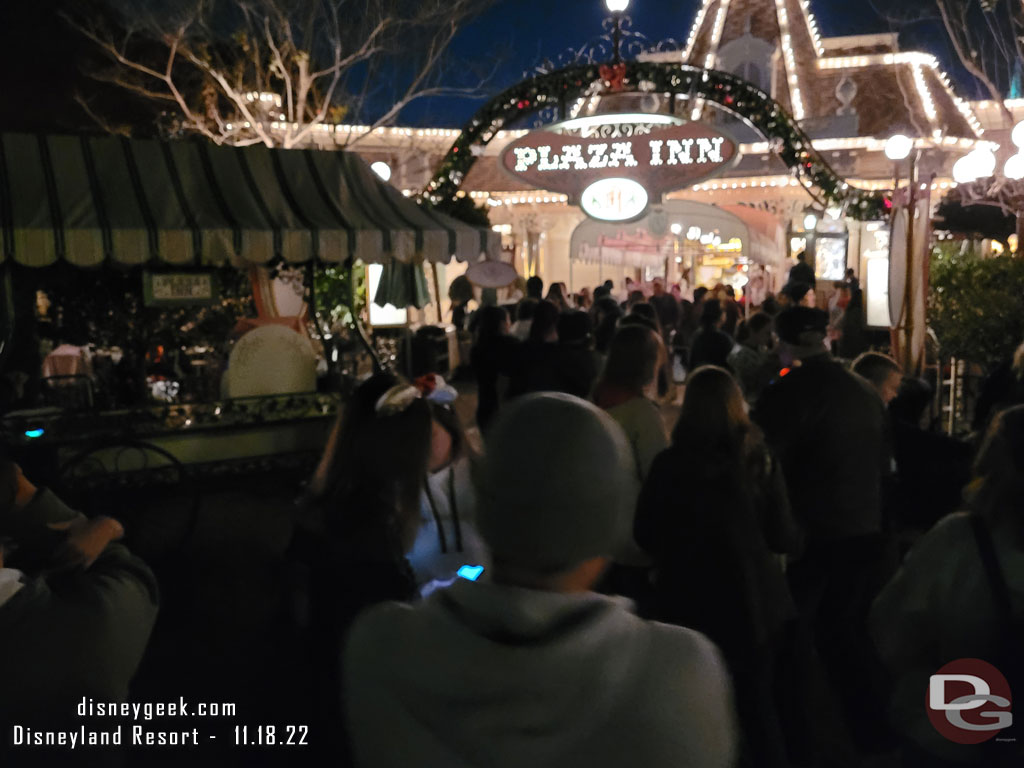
left=929, top=242, right=1024, bottom=370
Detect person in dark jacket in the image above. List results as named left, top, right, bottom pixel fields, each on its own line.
left=752, top=306, right=897, bottom=753
left=592, top=296, right=623, bottom=356
left=837, top=286, right=869, bottom=360
left=471, top=305, right=520, bottom=431
left=0, top=459, right=158, bottom=757
left=788, top=251, right=816, bottom=289
left=506, top=300, right=566, bottom=397
left=635, top=366, right=804, bottom=767
left=556, top=310, right=598, bottom=398
left=689, top=298, right=735, bottom=372
left=887, top=377, right=973, bottom=535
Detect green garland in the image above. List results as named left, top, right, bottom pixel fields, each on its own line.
left=424, top=61, right=890, bottom=221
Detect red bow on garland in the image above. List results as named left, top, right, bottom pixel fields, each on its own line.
left=598, top=63, right=627, bottom=92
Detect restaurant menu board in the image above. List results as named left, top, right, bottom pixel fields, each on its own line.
left=143, top=272, right=219, bottom=307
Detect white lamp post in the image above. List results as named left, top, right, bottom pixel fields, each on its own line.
left=605, top=0, right=630, bottom=64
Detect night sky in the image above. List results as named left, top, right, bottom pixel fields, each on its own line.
left=0, top=0, right=971, bottom=133
left=412, top=0, right=958, bottom=127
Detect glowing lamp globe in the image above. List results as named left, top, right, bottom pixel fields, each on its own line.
left=1004, top=153, right=1024, bottom=181
left=1013, top=121, right=1024, bottom=150
left=952, top=155, right=978, bottom=184
left=803, top=213, right=818, bottom=231
left=670, top=222, right=683, bottom=235
left=605, top=0, right=629, bottom=12
left=970, top=148, right=997, bottom=178
left=884, top=134, right=913, bottom=161
left=371, top=161, right=392, bottom=182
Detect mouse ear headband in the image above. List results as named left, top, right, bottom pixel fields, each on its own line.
left=374, top=374, right=458, bottom=416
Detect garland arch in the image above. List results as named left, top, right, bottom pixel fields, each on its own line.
left=424, top=61, right=890, bottom=221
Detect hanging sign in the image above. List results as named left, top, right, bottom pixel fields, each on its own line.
left=143, top=272, right=219, bottom=307
left=499, top=115, right=739, bottom=211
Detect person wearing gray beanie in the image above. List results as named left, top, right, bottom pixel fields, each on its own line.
left=474, top=392, right=635, bottom=579
left=344, top=393, right=738, bottom=768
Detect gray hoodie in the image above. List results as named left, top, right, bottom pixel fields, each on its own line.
left=344, top=578, right=737, bottom=768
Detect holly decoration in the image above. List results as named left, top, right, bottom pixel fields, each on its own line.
left=423, top=60, right=889, bottom=221
left=598, top=63, right=628, bottom=92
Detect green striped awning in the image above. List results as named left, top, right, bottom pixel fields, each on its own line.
left=0, top=133, right=499, bottom=268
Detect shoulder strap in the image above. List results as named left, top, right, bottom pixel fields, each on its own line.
left=970, top=514, right=1018, bottom=643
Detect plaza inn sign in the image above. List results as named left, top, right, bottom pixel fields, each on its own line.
left=499, top=114, right=739, bottom=222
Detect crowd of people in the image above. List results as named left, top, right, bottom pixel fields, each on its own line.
left=3, top=266, right=1024, bottom=767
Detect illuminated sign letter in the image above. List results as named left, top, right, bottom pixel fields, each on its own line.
left=607, top=142, right=638, bottom=168
left=558, top=145, right=589, bottom=171
left=514, top=147, right=539, bottom=172
left=587, top=144, right=609, bottom=169
left=696, top=137, right=725, bottom=164
left=666, top=139, right=694, bottom=165
left=649, top=140, right=664, bottom=166
left=538, top=146, right=560, bottom=171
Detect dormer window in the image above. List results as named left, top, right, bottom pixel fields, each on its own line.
left=717, top=29, right=775, bottom=93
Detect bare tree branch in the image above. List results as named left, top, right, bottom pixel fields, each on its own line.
left=64, top=0, right=497, bottom=148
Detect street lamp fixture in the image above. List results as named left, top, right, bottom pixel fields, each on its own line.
left=605, top=0, right=630, bottom=64
left=884, top=134, right=913, bottom=161
left=371, top=161, right=392, bottom=182
left=951, top=147, right=997, bottom=184
left=952, top=154, right=978, bottom=184
left=1012, top=120, right=1024, bottom=150
left=1004, top=153, right=1024, bottom=181
left=970, top=147, right=997, bottom=178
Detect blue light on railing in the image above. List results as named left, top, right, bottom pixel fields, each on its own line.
left=24, top=428, right=45, bottom=439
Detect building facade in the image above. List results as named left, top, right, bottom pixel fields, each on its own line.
left=295, top=0, right=1019, bottom=325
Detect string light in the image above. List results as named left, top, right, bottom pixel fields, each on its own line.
left=704, top=0, right=732, bottom=70
left=911, top=62, right=938, bottom=127
left=798, top=0, right=825, bottom=57
left=682, top=0, right=714, bottom=61
left=775, top=0, right=806, bottom=120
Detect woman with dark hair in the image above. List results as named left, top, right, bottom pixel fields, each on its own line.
left=557, top=310, right=598, bottom=398
left=635, top=366, right=804, bottom=766
left=408, top=392, right=489, bottom=597
left=592, top=296, right=623, bottom=356
left=688, top=298, right=735, bottom=372
left=544, top=282, right=571, bottom=313
left=837, top=285, right=868, bottom=360
left=291, top=372, right=439, bottom=758
left=470, top=305, right=519, bottom=430
left=728, top=312, right=777, bottom=402
left=871, top=405, right=1024, bottom=765
left=593, top=324, right=669, bottom=485
left=507, top=300, right=566, bottom=397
